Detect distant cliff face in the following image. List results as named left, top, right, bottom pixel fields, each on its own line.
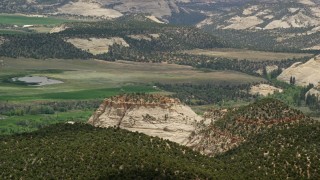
left=88, top=94, right=202, bottom=145
left=278, top=55, right=320, bottom=86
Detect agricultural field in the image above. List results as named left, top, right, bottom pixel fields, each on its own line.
left=0, top=14, right=77, bottom=34
left=0, top=58, right=264, bottom=101
left=0, top=14, right=74, bottom=26
left=183, top=48, right=313, bottom=61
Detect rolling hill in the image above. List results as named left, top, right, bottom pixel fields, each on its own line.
left=1, top=98, right=320, bottom=179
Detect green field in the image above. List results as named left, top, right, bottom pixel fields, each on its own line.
left=0, top=58, right=264, bottom=102
left=184, top=48, right=313, bottom=61
left=0, top=14, right=74, bottom=26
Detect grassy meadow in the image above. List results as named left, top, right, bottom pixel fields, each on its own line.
left=0, top=14, right=77, bottom=34
left=0, top=58, right=264, bottom=101
left=183, top=48, right=313, bottom=61
left=0, top=14, right=74, bottom=26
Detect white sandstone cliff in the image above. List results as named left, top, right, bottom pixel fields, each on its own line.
left=88, top=94, right=202, bottom=145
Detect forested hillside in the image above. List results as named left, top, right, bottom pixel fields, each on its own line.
left=0, top=16, right=224, bottom=60
left=218, top=121, right=320, bottom=179
left=189, top=99, right=314, bottom=156
left=206, top=28, right=320, bottom=52
left=0, top=34, right=91, bottom=59
left=0, top=123, right=224, bottom=179
left=156, top=83, right=258, bottom=105
left=0, top=99, right=320, bottom=179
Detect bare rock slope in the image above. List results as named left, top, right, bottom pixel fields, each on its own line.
left=277, top=55, right=320, bottom=86
left=250, top=83, right=283, bottom=96
left=88, top=94, right=202, bottom=145
left=199, top=0, right=320, bottom=30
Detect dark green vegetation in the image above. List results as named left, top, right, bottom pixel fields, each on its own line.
left=0, top=34, right=91, bottom=59
left=0, top=123, right=224, bottom=179
left=215, top=99, right=307, bottom=138
left=189, top=99, right=320, bottom=180
left=156, top=83, right=258, bottom=106
left=1, top=99, right=320, bottom=179
left=0, top=16, right=224, bottom=60
left=0, top=100, right=99, bottom=135
left=214, top=100, right=320, bottom=179
left=217, top=122, right=320, bottom=179
left=191, top=99, right=311, bottom=155
left=206, top=28, right=320, bottom=54
left=61, top=17, right=222, bottom=50
left=0, top=110, right=92, bottom=135
left=170, top=54, right=310, bottom=76
left=270, top=83, right=320, bottom=114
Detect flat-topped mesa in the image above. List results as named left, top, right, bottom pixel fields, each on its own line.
left=88, top=94, right=202, bottom=145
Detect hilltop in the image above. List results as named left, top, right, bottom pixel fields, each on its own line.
left=188, top=98, right=311, bottom=156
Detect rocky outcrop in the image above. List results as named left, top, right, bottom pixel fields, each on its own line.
left=88, top=94, right=202, bottom=145
left=57, top=1, right=123, bottom=19
left=50, top=24, right=69, bottom=34
left=0, top=37, right=6, bottom=45
left=250, top=84, right=283, bottom=96
left=65, top=37, right=129, bottom=55
left=277, top=55, right=320, bottom=86
left=306, top=85, right=320, bottom=100
left=201, top=0, right=320, bottom=30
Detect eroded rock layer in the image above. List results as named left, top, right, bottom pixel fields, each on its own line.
left=88, top=94, right=202, bottom=144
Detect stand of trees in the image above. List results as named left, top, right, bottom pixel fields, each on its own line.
left=156, top=83, right=259, bottom=105
left=0, top=100, right=101, bottom=116
left=0, top=34, right=92, bottom=59
left=204, top=28, right=320, bottom=54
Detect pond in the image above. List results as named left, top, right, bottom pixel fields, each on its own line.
left=12, top=76, right=64, bottom=86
